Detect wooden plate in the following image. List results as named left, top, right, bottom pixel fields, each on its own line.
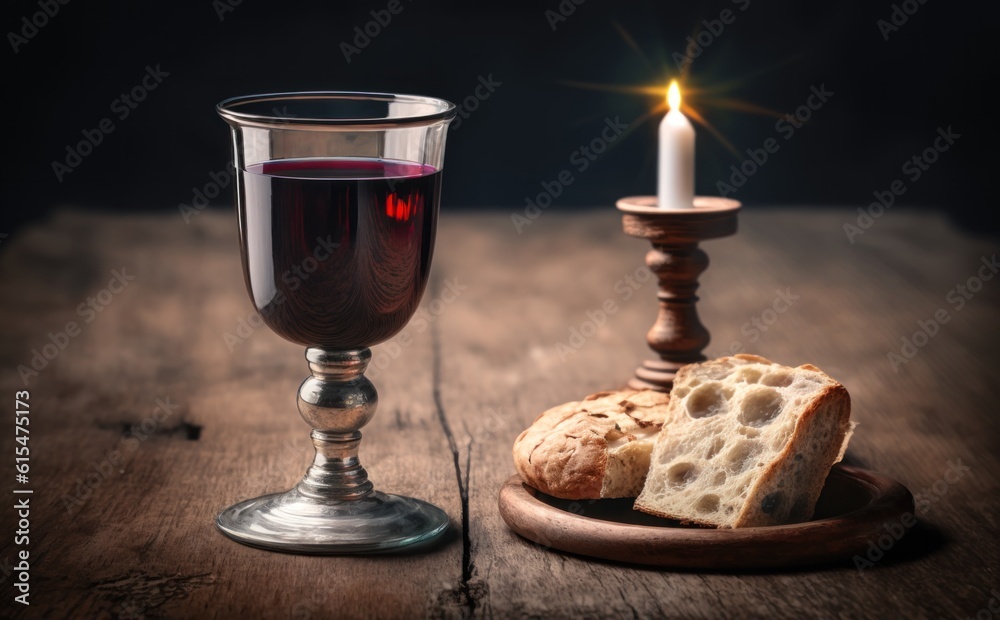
left=498, top=465, right=914, bottom=569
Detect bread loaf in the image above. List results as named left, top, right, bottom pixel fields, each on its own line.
left=634, top=355, right=854, bottom=527
left=513, top=390, right=671, bottom=499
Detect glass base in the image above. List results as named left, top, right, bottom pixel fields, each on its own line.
left=216, top=487, right=450, bottom=554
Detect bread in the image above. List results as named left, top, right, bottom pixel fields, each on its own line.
left=634, top=354, right=854, bottom=527
left=513, top=390, right=671, bottom=499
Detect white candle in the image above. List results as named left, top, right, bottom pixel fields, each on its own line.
left=657, top=81, right=695, bottom=209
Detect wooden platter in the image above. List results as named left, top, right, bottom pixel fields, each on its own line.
left=498, top=465, right=915, bottom=569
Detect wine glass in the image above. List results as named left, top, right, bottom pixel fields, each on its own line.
left=215, top=92, right=455, bottom=553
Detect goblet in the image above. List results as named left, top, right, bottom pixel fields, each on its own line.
left=216, top=92, right=455, bottom=553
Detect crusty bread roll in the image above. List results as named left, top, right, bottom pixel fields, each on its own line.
left=634, top=354, right=854, bottom=527
left=513, top=390, right=670, bottom=499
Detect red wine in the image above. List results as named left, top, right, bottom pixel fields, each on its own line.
left=238, top=158, right=440, bottom=348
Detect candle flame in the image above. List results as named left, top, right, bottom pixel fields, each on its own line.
left=667, top=81, right=681, bottom=111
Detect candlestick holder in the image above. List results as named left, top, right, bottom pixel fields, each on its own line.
left=616, top=196, right=741, bottom=392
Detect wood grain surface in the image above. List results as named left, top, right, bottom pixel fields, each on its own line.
left=0, top=207, right=997, bottom=618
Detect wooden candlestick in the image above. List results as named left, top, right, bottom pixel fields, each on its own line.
left=617, top=196, right=741, bottom=392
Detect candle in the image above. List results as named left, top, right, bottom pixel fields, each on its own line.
left=657, top=81, right=695, bottom=209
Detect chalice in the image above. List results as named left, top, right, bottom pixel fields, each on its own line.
left=216, top=92, right=455, bottom=553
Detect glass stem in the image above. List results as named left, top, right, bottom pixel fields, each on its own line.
left=297, top=431, right=373, bottom=500
left=295, top=348, right=378, bottom=502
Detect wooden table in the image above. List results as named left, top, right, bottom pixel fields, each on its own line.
left=1, top=208, right=997, bottom=618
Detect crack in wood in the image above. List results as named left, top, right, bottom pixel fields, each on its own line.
left=618, top=589, right=640, bottom=620
left=431, top=310, right=486, bottom=618
left=89, top=570, right=216, bottom=617
left=95, top=421, right=203, bottom=441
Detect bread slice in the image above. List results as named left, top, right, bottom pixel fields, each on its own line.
left=513, top=390, right=670, bottom=499
left=634, top=355, right=854, bottom=527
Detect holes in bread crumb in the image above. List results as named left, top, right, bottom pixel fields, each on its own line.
left=725, top=441, right=760, bottom=472
left=725, top=506, right=735, bottom=515
left=666, top=462, right=698, bottom=487
left=695, top=494, right=720, bottom=514
left=704, top=436, right=725, bottom=460
left=713, top=471, right=727, bottom=485
left=761, top=370, right=794, bottom=387
left=672, top=387, right=690, bottom=399
left=734, top=367, right=763, bottom=384
left=738, top=388, right=784, bottom=427
left=737, top=426, right=761, bottom=438
left=685, top=384, right=728, bottom=419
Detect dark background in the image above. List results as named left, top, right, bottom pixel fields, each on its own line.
left=3, top=0, right=997, bottom=236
